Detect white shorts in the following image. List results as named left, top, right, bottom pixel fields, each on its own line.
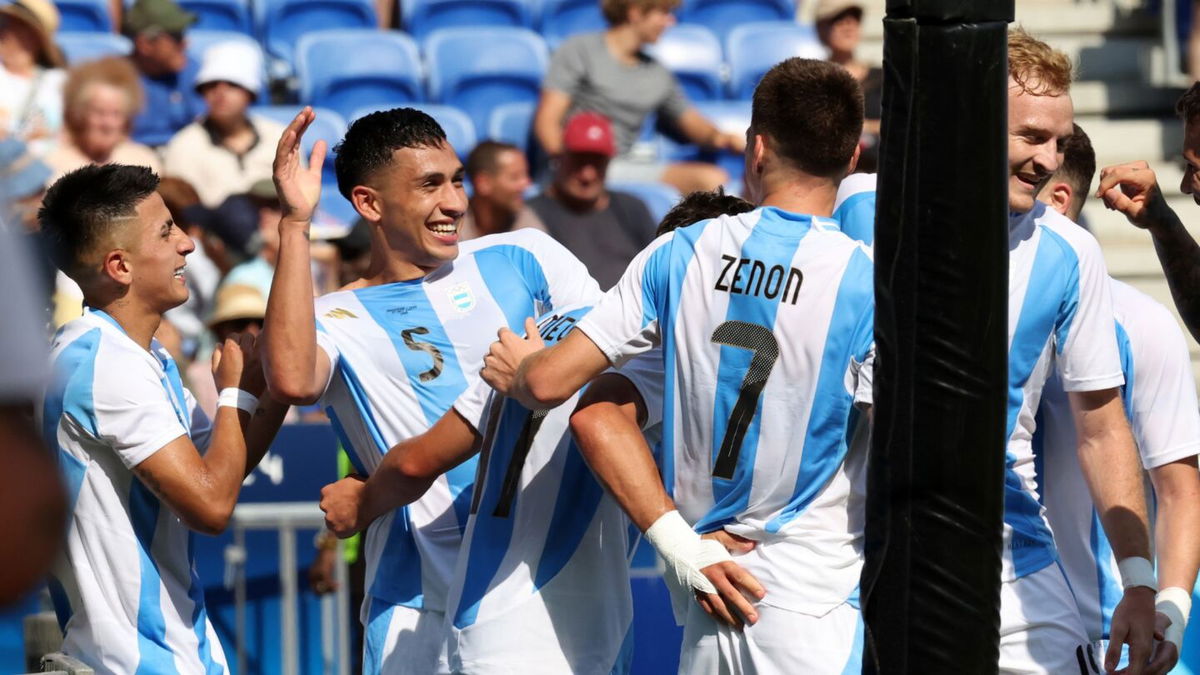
left=362, top=598, right=451, bottom=675
left=999, top=564, right=1099, bottom=674
left=678, top=599, right=863, bottom=675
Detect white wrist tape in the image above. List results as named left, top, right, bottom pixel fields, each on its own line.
left=1156, top=586, right=1192, bottom=650
left=1117, top=556, right=1158, bottom=592
left=217, top=388, right=259, bottom=414
left=645, top=511, right=731, bottom=596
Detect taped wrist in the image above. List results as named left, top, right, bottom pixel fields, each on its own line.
left=1156, top=586, right=1191, bottom=650
left=645, top=511, right=731, bottom=596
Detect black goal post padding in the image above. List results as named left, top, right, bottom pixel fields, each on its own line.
left=862, top=1, right=1013, bottom=673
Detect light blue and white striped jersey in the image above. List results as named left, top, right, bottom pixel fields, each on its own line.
left=42, top=309, right=228, bottom=675
left=1037, top=279, right=1200, bottom=641
left=312, top=229, right=600, bottom=614
left=1003, top=203, right=1124, bottom=580
left=829, top=173, right=1126, bottom=582
left=833, top=172, right=877, bottom=246
left=577, top=206, right=875, bottom=615
left=444, top=304, right=663, bottom=674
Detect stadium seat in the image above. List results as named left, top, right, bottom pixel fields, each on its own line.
left=348, top=103, right=477, bottom=159
left=401, top=0, right=533, bottom=41
left=725, top=22, right=824, bottom=100
left=423, top=27, right=548, bottom=137
left=296, top=30, right=422, bottom=120
left=252, top=105, right=348, bottom=185
left=260, top=0, right=377, bottom=62
left=677, top=0, right=794, bottom=42
left=644, top=23, right=724, bottom=102
left=54, top=0, right=112, bottom=32
left=186, top=31, right=269, bottom=101
left=609, top=181, right=680, bottom=224
left=317, top=185, right=359, bottom=228
left=538, top=0, right=604, bottom=49
left=486, top=101, right=535, bottom=153
left=58, top=32, right=132, bottom=64
left=178, top=0, right=252, bottom=33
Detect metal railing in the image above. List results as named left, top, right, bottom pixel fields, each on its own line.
left=225, top=502, right=351, bottom=675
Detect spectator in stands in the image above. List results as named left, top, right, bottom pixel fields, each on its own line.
left=158, top=176, right=223, bottom=359
left=216, top=178, right=282, bottom=298
left=46, top=57, right=161, bottom=181
left=162, top=41, right=283, bottom=208
left=815, top=0, right=881, bottom=171
left=123, top=0, right=202, bottom=146
left=0, top=0, right=65, bottom=157
left=534, top=0, right=743, bottom=194
left=460, top=140, right=544, bottom=240
left=528, top=112, right=656, bottom=289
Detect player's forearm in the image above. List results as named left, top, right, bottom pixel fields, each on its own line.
left=365, top=411, right=481, bottom=522
left=187, top=407, right=253, bottom=533
left=1150, top=459, right=1200, bottom=592
left=1078, top=429, right=1152, bottom=561
left=242, top=397, right=291, bottom=478
left=570, top=401, right=675, bottom=532
left=1147, top=209, right=1200, bottom=344
left=264, top=226, right=321, bottom=403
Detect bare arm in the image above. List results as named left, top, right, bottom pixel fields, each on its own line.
left=1070, top=387, right=1156, bottom=673
left=263, top=108, right=332, bottom=404
left=533, top=89, right=572, bottom=158
left=1097, top=162, right=1200, bottom=343
left=321, top=409, right=480, bottom=537
left=675, top=108, right=745, bottom=153
left=1150, top=456, right=1200, bottom=600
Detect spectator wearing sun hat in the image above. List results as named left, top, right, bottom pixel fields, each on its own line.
left=161, top=40, right=284, bottom=207
left=0, top=0, right=66, bottom=157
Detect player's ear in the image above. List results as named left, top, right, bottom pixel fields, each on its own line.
left=351, top=185, right=383, bottom=223
left=101, top=248, right=133, bottom=287
left=1040, top=181, right=1072, bottom=217
left=751, top=134, right=767, bottom=175
left=847, top=143, right=862, bottom=176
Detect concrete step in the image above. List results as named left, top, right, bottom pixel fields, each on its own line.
left=1070, top=81, right=1181, bottom=116
left=858, top=2, right=1158, bottom=40
left=1075, top=116, right=1184, bottom=165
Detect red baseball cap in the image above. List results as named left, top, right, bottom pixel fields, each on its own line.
left=563, top=112, right=616, bottom=157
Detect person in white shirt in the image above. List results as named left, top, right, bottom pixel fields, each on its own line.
left=37, top=163, right=288, bottom=674
left=0, top=0, right=66, bottom=157
left=1034, top=123, right=1200, bottom=674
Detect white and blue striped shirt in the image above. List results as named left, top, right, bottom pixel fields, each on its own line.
left=1037, top=279, right=1200, bottom=641
left=444, top=304, right=663, bottom=674
left=833, top=172, right=877, bottom=247
left=312, top=229, right=600, bottom=613
left=42, top=309, right=228, bottom=675
left=577, top=206, right=875, bottom=614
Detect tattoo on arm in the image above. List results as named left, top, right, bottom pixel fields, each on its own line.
left=1151, top=209, right=1200, bottom=343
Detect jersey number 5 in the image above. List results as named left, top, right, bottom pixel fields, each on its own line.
left=710, top=320, right=779, bottom=479
left=401, top=327, right=444, bottom=382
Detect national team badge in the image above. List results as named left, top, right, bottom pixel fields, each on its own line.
left=448, top=283, right=476, bottom=313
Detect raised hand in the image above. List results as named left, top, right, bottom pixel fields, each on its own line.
left=273, top=107, right=327, bottom=230
left=1096, top=161, right=1170, bottom=231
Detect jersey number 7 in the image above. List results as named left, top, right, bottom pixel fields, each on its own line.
left=710, top=320, right=779, bottom=479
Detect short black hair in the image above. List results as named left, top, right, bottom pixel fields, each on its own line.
left=1054, top=123, right=1095, bottom=219
left=1177, top=82, right=1200, bottom=126
left=750, top=58, right=863, bottom=179
left=464, top=140, right=520, bottom=182
left=38, top=164, right=160, bottom=279
left=334, top=108, right=449, bottom=199
left=655, top=187, right=755, bottom=237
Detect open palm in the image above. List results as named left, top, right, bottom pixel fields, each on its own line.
left=273, top=107, right=327, bottom=226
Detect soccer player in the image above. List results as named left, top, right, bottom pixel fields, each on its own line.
left=263, top=108, right=601, bottom=673
left=316, top=189, right=754, bottom=674
left=482, top=57, right=874, bottom=673
left=38, top=164, right=288, bottom=674
left=1034, top=125, right=1200, bottom=673
left=832, top=171, right=876, bottom=246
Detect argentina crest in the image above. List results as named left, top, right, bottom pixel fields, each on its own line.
left=448, top=282, right=476, bottom=313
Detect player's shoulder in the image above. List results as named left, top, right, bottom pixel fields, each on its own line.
left=834, top=172, right=877, bottom=210
left=1110, top=278, right=1180, bottom=340
left=1032, top=204, right=1102, bottom=260
left=460, top=227, right=556, bottom=255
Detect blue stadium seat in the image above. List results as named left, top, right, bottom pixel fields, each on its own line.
left=261, top=0, right=377, bottom=62
left=401, top=0, right=533, bottom=41
left=645, top=23, right=724, bottom=102
left=538, top=0, right=604, bottom=49
left=317, top=185, right=359, bottom=227
left=55, top=0, right=112, bottom=31
left=178, top=0, right=252, bottom=33
left=186, top=30, right=269, bottom=100
left=609, top=181, right=680, bottom=224
left=486, top=101, right=535, bottom=153
left=725, top=22, right=823, bottom=100
left=296, top=30, right=422, bottom=120
left=678, top=0, right=794, bottom=42
left=252, top=105, right=348, bottom=185
left=348, top=103, right=477, bottom=159
left=58, top=32, right=132, bottom=64
left=423, top=27, right=547, bottom=137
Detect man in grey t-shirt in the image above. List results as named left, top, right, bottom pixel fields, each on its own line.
left=533, top=0, right=744, bottom=194
left=528, top=112, right=657, bottom=289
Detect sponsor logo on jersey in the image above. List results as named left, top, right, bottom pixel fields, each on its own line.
left=449, top=283, right=476, bottom=313
left=324, top=308, right=358, bottom=320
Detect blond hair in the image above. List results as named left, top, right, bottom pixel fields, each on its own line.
left=62, top=57, right=145, bottom=136
left=600, top=0, right=680, bottom=26
left=1008, top=27, right=1072, bottom=96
